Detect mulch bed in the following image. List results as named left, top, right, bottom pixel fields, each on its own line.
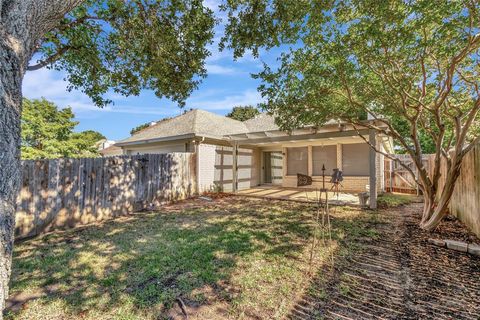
left=288, top=202, right=480, bottom=320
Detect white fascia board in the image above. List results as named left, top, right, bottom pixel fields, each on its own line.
left=115, top=133, right=196, bottom=147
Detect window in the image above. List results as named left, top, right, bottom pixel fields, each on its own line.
left=287, top=147, right=308, bottom=175
left=312, top=145, right=337, bottom=176
left=342, top=143, right=370, bottom=176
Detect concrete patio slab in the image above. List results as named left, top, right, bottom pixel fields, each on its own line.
left=236, top=186, right=360, bottom=206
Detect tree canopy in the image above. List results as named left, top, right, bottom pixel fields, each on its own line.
left=223, top=1, right=478, bottom=137
left=226, top=105, right=260, bottom=121
left=30, top=0, right=216, bottom=107
left=221, top=0, right=480, bottom=230
left=21, top=98, right=105, bottom=159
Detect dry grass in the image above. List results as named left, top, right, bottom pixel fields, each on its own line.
left=6, top=196, right=379, bottom=320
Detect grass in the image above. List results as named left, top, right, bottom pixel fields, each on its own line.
left=7, top=197, right=380, bottom=320
left=377, top=192, right=417, bottom=208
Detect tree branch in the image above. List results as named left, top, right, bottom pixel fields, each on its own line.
left=57, top=15, right=106, bottom=31
left=434, top=32, right=480, bottom=110
left=27, top=45, right=71, bottom=71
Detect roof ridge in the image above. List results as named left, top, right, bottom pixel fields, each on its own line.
left=125, top=109, right=198, bottom=140
left=130, top=115, right=175, bottom=137
left=118, top=108, right=254, bottom=145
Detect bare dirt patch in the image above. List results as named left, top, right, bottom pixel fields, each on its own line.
left=290, top=202, right=480, bottom=319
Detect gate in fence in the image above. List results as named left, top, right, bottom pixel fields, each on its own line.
left=384, top=154, right=431, bottom=194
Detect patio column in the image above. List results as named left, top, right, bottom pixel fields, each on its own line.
left=307, top=145, right=313, bottom=176
left=336, top=143, right=342, bottom=170
left=232, top=142, right=238, bottom=192
left=369, top=129, right=377, bottom=209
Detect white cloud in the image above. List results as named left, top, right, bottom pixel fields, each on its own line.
left=206, top=63, right=241, bottom=75
left=21, top=62, right=265, bottom=119
left=23, top=68, right=74, bottom=98
left=187, top=89, right=263, bottom=111
left=21, top=68, right=175, bottom=118
left=23, top=68, right=99, bottom=112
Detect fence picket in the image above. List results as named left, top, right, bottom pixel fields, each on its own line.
left=15, top=153, right=195, bottom=239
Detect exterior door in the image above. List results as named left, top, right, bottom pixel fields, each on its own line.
left=263, top=151, right=283, bottom=184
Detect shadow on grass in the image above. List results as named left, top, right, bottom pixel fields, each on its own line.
left=7, top=197, right=318, bottom=319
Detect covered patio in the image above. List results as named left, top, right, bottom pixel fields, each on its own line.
left=226, top=119, right=392, bottom=208
left=236, top=186, right=361, bottom=206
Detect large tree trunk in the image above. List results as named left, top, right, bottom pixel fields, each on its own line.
left=421, top=190, right=435, bottom=225
left=0, top=1, right=87, bottom=315
left=0, top=38, right=23, bottom=313
left=1, top=2, right=35, bottom=315
left=420, top=156, right=463, bottom=231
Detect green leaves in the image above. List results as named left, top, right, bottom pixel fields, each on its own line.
left=33, top=0, right=216, bottom=107
left=21, top=98, right=105, bottom=159
left=221, top=0, right=311, bottom=59
left=130, top=122, right=152, bottom=136
left=223, top=0, right=480, bottom=155
left=226, top=105, right=260, bottom=121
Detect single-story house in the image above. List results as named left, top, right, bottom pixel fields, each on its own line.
left=114, top=109, right=393, bottom=206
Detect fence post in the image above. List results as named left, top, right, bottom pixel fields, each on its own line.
left=390, top=160, right=393, bottom=192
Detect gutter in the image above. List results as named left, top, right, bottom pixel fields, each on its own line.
left=115, top=133, right=228, bottom=147
left=115, top=133, right=197, bottom=147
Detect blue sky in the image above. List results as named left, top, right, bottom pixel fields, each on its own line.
left=21, top=1, right=283, bottom=141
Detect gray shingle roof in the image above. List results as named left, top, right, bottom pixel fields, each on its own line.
left=117, top=109, right=249, bottom=145
left=193, top=109, right=248, bottom=136
left=243, top=113, right=279, bottom=132
left=99, top=144, right=123, bottom=156
left=116, top=109, right=344, bottom=146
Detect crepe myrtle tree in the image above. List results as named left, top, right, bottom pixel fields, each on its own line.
left=0, top=0, right=214, bottom=312
left=221, top=0, right=480, bottom=231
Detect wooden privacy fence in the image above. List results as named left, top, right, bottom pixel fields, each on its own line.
left=16, top=153, right=196, bottom=239
left=384, top=148, right=480, bottom=237
left=434, top=145, right=480, bottom=237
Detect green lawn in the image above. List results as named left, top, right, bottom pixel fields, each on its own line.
left=7, top=197, right=380, bottom=320
left=377, top=192, right=419, bottom=208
